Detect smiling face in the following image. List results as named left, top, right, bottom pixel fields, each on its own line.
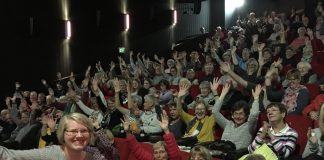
left=232, top=108, right=247, bottom=126
left=195, top=103, right=207, bottom=120
left=64, top=120, right=90, bottom=151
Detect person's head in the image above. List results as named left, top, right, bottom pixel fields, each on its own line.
left=159, top=79, right=170, bottom=91
left=152, top=141, right=168, bottom=160
left=20, top=111, right=30, bottom=124
left=132, top=79, right=141, bottom=90
left=266, top=103, right=287, bottom=123
left=199, top=81, right=211, bottom=96
left=56, top=113, right=94, bottom=151
left=204, top=62, right=214, bottom=74
left=37, top=92, right=46, bottom=105
left=119, top=79, right=127, bottom=92
left=222, top=50, right=232, bottom=63
left=168, top=103, right=179, bottom=120
left=297, top=61, right=312, bottom=76
left=286, top=69, right=301, bottom=89
left=262, top=48, right=272, bottom=61
left=273, top=23, right=281, bottom=32
left=143, top=94, right=156, bottom=111
left=131, top=95, right=143, bottom=108
left=194, top=100, right=209, bottom=120
left=155, top=64, right=163, bottom=75
left=170, top=67, right=178, bottom=76
left=302, top=45, right=313, bottom=57
left=167, top=59, right=175, bottom=68
left=143, top=78, right=152, bottom=89
left=285, top=47, right=296, bottom=59
left=246, top=58, right=259, bottom=73
left=106, top=97, right=116, bottom=111
left=242, top=48, right=251, bottom=61
left=297, top=27, right=306, bottom=36
left=0, top=109, right=10, bottom=122
left=30, top=91, right=38, bottom=103
left=231, top=101, right=250, bottom=126
left=186, top=69, right=196, bottom=80
left=244, top=154, right=266, bottom=160
left=189, top=145, right=212, bottom=160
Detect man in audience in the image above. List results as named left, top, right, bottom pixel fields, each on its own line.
left=168, top=103, right=186, bottom=139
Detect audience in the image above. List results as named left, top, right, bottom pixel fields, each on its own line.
left=2, top=4, right=324, bottom=160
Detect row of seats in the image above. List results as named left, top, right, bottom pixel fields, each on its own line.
left=114, top=113, right=312, bottom=159
left=166, top=83, right=321, bottom=102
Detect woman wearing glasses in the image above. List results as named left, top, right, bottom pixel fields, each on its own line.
left=266, top=69, right=310, bottom=114
left=0, top=113, right=96, bottom=160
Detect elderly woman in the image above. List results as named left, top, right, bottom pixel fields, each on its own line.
left=189, top=145, right=212, bottom=160
left=177, top=84, right=216, bottom=143
left=0, top=113, right=96, bottom=159
left=297, top=61, right=317, bottom=84
left=282, top=62, right=317, bottom=87
left=187, top=81, right=214, bottom=110
left=266, top=69, right=310, bottom=114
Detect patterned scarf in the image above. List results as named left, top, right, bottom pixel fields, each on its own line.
left=281, top=84, right=306, bottom=113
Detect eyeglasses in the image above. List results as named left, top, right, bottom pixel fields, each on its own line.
left=65, top=129, right=89, bottom=136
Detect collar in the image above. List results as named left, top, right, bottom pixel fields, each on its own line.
left=269, top=123, right=289, bottom=134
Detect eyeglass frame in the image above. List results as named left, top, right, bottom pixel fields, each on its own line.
left=64, top=128, right=90, bottom=136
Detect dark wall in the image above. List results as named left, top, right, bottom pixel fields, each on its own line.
left=0, top=0, right=307, bottom=108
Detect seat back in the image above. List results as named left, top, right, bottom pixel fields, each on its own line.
left=128, top=143, right=153, bottom=160
left=114, top=138, right=130, bottom=160
left=285, top=115, right=313, bottom=155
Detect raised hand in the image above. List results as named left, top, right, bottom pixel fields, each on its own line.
left=113, top=78, right=121, bottom=93
left=220, top=62, right=231, bottom=73
left=5, top=97, right=12, bottom=109
left=220, top=82, right=231, bottom=97
left=47, top=115, right=57, bottom=131
left=120, top=115, right=130, bottom=132
left=260, top=121, right=270, bottom=139
left=110, top=61, right=116, bottom=69
left=210, top=77, right=220, bottom=94
left=258, top=43, right=265, bottom=52
left=178, top=83, right=190, bottom=98
left=159, top=110, right=170, bottom=133
left=252, top=84, right=262, bottom=100
left=126, top=80, right=131, bottom=93
left=307, top=127, right=318, bottom=144
left=85, top=66, right=91, bottom=77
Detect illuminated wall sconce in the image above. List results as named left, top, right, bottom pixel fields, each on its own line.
left=124, top=13, right=130, bottom=31
left=173, top=10, right=177, bottom=26
left=65, top=20, right=71, bottom=39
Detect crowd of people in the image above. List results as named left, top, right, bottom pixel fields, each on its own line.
left=1, top=2, right=324, bottom=160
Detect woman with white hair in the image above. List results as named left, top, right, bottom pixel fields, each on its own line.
left=297, top=61, right=317, bottom=84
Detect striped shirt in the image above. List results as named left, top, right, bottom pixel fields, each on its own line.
left=248, top=124, right=298, bottom=159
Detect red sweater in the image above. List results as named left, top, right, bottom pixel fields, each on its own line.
left=302, top=94, right=324, bottom=116
left=126, top=133, right=182, bottom=160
